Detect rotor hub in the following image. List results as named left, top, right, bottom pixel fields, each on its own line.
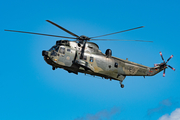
left=78, top=35, right=90, bottom=41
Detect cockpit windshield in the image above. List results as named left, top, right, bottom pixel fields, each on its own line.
left=49, top=46, right=55, bottom=51
left=55, top=46, right=59, bottom=52
left=49, top=45, right=60, bottom=56
left=49, top=45, right=59, bottom=52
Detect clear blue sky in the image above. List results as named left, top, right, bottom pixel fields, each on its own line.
left=1, top=0, right=180, bottom=120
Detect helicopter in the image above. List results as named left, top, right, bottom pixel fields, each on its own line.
left=5, top=20, right=175, bottom=88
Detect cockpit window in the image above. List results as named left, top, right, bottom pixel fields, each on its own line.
left=49, top=46, right=59, bottom=56
left=49, top=46, right=55, bottom=51
left=60, top=47, right=65, bottom=54
left=55, top=46, right=59, bottom=52
left=49, top=46, right=59, bottom=51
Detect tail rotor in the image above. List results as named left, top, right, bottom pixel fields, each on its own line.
left=157, top=52, right=175, bottom=77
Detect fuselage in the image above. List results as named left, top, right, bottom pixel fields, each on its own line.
left=42, top=40, right=164, bottom=82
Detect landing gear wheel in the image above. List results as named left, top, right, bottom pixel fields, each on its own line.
left=52, top=67, right=55, bottom=70
left=121, top=84, right=124, bottom=88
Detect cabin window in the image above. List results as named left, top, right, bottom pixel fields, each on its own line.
left=90, top=57, right=94, bottom=62
left=67, top=49, right=71, bottom=52
left=114, top=62, right=118, bottom=68
left=60, top=47, right=65, bottom=54
left=84, top=56, right=87, bottom=60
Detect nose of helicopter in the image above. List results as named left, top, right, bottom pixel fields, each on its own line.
left=42, top=50, right=48, bottom=56
left=42, top=50, right=53, bottom=66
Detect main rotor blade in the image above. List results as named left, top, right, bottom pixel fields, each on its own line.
left=90, top=39, right=153, bottom=42
left=4, top=29, right=77, bottom=39
left=90, top=26, right=145, bottom=39
left=46, top=20, right=79, bottom=38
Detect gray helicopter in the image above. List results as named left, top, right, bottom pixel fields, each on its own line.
left=5, top=20, right=175, bottom=88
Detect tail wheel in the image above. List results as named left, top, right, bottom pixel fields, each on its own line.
left=121, top=84, right=124, bottom=88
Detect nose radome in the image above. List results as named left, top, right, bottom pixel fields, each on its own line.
left=42, top=50, right=48, bottom=56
